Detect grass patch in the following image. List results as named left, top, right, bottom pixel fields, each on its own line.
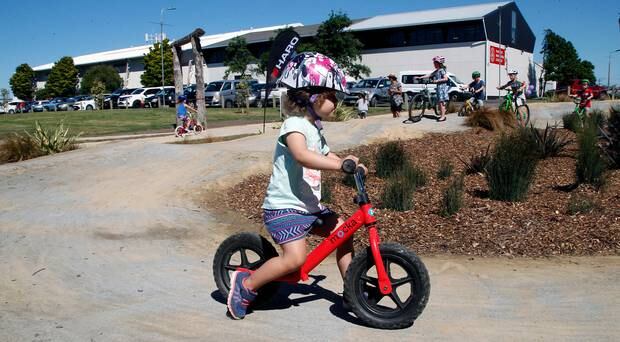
left=375, top=141, right=406, bottom=179
left=459, top=145, right=491, bottom=175
left=440, top=175, right=464, bottom=217
left=171, top=133, right=260, bottom=144
left=398, top=161, right=428, bottom=189
left=380, top=174, right=415, bottom=211
left=576, top=119, right=606, bottom=187
left=321, top=181, right=333, bottom=203
left=526, top=123, right=571, bottom=159
left=604, top=105, right=620, bottom=168
left=486, top=129, right=539, bottom=201
left=465, top=107, right=515, bottom=131
left=437, top=158, right=454, bottom=180
left=566, top=194, right=596, bottom=215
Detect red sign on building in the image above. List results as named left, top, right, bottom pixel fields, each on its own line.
left=490, top=46, right=506, bottom=65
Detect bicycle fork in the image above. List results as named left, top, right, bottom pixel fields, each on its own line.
left=369, top=225, right=393, bottom=295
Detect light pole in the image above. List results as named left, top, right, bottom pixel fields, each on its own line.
left=608, top=49, right=620, bottom=90
left=160, top=7, right=176, bottom=106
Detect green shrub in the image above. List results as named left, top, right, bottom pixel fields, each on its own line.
left=590, top=109, right=607, bottom=128
left=398, top=161, right=428, bottom=189
left=576, top=120, right=605, bottom=187
left=321, top=181, right=333, bottom=203
left=440, top=175, right=464, bottom=217
left=566, top=194, right=596, bottom=215
left=526, top=123, right=571, bottom=159
left=562, top=112, right=581, bottom=132
left=375, top=141, right=406, bottom=178
left=486, top=130, right=539, bottom=201
left=0, top=133, right=44, bottom=163
left=26, top=121, right=80, bottom=154
left=380, top=174, right=414, bottom=211
left=437, top=158, right=454, bottom=180
left=459, top=145, right=491, bottom=175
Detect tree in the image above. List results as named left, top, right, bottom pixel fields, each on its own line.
left=141, top=39, right=174, bottom=87
left=224, top=37, right=256, bottom=78
left=541, top=30, right=596, bottom=87
left=80, top=65, right=122, bottom=94
left=302, top=11, right=370, bottom=79
left=35, top=88, right=49, bottom=100
left=45, top=57, right=79, bottom=97
left=91, top=80, right=106, bottom=109
left=1, top=88, right=10, bottom=105
left=9, top=63, right=35, bottom=100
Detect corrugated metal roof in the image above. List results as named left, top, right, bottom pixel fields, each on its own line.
left=33, top=23, right=302, bottom=71
left=348, top=1, right=511, bottom=31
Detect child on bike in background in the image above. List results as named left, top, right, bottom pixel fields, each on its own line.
left=418, top=56, right=449, bottom=122
left=467, top=71, right=486, bottom=108
left=176, top=95, right=197, bottom=132
left=570, top=79, right=594, bottom=117
left=356, top=92, right=368, bottom=119
left=227, top=52, right=367, bottom=320
left=496, top=69, right=527, bottom=107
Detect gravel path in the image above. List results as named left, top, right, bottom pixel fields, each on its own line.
left=1, top=105, right=619, bottom=341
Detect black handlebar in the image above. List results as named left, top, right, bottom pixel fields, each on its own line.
left=342, top=159, right=366, bottom=177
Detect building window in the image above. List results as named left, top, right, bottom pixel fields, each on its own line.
left=409, top=27, right=444, bottom=46
left=511, top=11, right=517, bottom=44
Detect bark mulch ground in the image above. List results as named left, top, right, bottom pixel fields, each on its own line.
left=216, top=128, right=620, bottom=257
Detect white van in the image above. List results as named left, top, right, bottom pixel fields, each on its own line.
left=399, top=70, right=470, bottom=102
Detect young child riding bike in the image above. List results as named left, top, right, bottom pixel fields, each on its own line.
left=496, top=69, right=527, bottom=107
left=417, top=56, right=449, bottom=122
left=467, top=71, right=486, bottom=108
left=176, top=95, right=197, bottom=131
left=226, top=52, right=367, bottom=320
left=569, top=79, right=594, bottom=117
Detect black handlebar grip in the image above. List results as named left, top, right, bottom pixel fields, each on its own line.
left=355, top=166, right=367, bottom=177
left=341, top=159, right=357, bottom=174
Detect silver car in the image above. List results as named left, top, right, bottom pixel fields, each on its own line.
left=343, top=77, right=391, bottom=107
left=204, top=79, right=258, bottom=108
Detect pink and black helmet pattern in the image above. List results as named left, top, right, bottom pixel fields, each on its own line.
left=279, top=52, right=348, bottom=93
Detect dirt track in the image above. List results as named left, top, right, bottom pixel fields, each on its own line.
left=1, top=106, right=619, bottom=341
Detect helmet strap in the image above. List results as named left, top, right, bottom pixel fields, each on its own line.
left=306, top=95, right=323, bottom=130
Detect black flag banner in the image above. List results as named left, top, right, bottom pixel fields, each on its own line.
left=264, top=30, right=301, bottom=101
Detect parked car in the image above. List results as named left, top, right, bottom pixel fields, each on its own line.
left=343, top=77, right=391, bottom=107
left=73, top=96, right=97, bottom=110
left=32, top=100, right=49, bottom=112
left=5, top=100, right=30, bottom=114
left=118, top=86, right=173, bottom=108
left=204, top=79, right=258, bottom=108
left=145, top=88, right=176, bottom=108
left=57, top=97, right=82, bottom=111
left=248, top=83, right=288, bottom=107
left=399, top=70, right=470, bottom=102
left=104, top=88, right=136, bottom=109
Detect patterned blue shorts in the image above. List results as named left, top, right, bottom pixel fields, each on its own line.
left=263, top=208, right=335, bottom=245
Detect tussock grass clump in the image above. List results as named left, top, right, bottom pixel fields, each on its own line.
left=0, top=133, right=45, bottom=163
left=437, top=158, right=454, bottom=180
left=525, top=123, right=571, bottom=159
left=465, top=107, right=515, bottom=131
left=440, top=175, right=464, bottom=217
left=380, top=174, right=415, bottom=211
left=375, top=141, right=407, bottom=178
left=459, top=145, right=491, bottom=175
left=486, top=129, right=539, bottom=201
left=566, top=194, right=596, bottom=215
left=576, top=120, right=606, bottom=187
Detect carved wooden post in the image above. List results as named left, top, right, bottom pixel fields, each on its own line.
left=191, top=35, right=206, bottom=126
left=172, top=45, right=183, bottom=128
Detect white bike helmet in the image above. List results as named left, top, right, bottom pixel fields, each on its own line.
left=507, top=69, right=518, bottom=75
left=432, top=56, right=446, bottom=64
left=278, top=52, right=347, bottom=93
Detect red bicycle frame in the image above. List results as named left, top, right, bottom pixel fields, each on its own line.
left=274, top=173, right=393, bottom=296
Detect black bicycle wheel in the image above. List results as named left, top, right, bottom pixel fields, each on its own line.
left=343, top=243, right=430, bottom=329
left=213, top=232, right=280, bottom=307
left=406, top=94, right=426, bottom=123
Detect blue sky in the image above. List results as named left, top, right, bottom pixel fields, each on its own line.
left=1, top=0, right=619, bottom=95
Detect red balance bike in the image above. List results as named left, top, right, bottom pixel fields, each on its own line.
left=213, top=161, right=430, bottom=329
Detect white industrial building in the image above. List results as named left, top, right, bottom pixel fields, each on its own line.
left=33, top=1, right=538, bottom=98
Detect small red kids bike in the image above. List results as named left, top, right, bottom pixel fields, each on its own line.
left=213, top=161, right=430, bottom=329
left=175, top=113, right=204, bottom=137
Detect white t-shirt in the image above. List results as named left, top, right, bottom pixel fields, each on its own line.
left=357, top=98, right=368, bottom=112
left=262, top=116, right=330, bottom=213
